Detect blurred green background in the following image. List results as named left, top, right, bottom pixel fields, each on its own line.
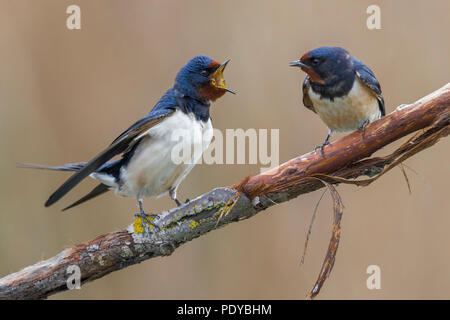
left=0, top=0, right=449, bottom=299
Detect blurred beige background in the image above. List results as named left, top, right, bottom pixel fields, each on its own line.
left=0, top=0, right=449, bottom=299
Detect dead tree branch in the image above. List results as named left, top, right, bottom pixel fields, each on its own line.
left=1, top=83, right=449, bottom=300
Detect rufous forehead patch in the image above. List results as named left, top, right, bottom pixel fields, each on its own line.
left=208, top=60, right=221, bottom=69
left=300, top=52, right=311, bottom=62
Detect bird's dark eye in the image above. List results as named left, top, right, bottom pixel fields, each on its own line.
left=311, top=58, right=320, bottom=65
left=200, top=70, right=209, bottom=76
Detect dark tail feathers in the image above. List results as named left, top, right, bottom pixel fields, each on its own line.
left=62, top=183, right=109, bottom=211
left=18, top=162, right=88, bottom=172
left=19, top=162, right=110, bottom=211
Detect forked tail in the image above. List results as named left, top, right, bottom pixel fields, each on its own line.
left=19, top=162, right=110, bottom=210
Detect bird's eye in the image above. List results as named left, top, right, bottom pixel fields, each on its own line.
left=200, top=70, right=209, bottom=76
left=311, top=58, right=320, bottom=65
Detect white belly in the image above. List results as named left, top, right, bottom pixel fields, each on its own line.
left=309, top=78, right=381, bottom=132
left=113, top=110, right=213, bottom=198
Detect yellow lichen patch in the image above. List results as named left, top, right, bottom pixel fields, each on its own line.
left=189, top=221, right=199, bottom=229
left=133, top=216, right=155, bottom=234
left=133, top=217, right=145, bottom=234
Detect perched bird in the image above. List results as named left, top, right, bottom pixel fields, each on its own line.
left=21, top=55, right=234, bottom=228
left=290, top=46, right=385, bottom=155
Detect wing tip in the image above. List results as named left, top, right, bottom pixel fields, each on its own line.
left=61, top=205, right=72, bottom=212
left=45, top=194, right=58, bottom=207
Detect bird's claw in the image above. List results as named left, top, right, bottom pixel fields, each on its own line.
left=359, top=120, right=369, bottom=138
left=174, top=198, right=189, bottom=207
left=134, top=212, right=160, bottom=231
left=314, top=142, right=329, bottom=158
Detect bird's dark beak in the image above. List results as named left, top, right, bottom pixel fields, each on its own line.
left=212, top=59, right=235, bottom=94
left=289, top=60, right=310, bottom=69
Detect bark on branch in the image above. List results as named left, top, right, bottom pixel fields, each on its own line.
left=1, top=83, right=449, bottom=300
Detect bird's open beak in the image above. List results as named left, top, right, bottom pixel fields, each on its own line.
left=289, top=60, right=310, bottom=69
left=212, top=59, right=235, bottom=94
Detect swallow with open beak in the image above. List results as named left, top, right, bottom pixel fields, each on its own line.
left=290, top=46, right=385, bottom=156
left=21, top=55, right=234, bottom=229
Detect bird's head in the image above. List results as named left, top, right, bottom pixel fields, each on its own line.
left=175, top=55, right=235, bottom=102
left=290, top=47, right=353, bottom=84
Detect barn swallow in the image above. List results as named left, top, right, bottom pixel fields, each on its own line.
left=290, top=46, right=385, bottom=155
left=21, top=55, right=234, bottom=229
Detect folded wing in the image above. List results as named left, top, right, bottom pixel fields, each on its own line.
left=302, top=75, right=316, bottom=113
left=45, top=108, right=175, bottom=207
left=353, top=58, right=385, bottom=117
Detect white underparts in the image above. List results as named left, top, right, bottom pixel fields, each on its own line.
left=309, top=78, right=381, bottom=132
left=93, top=109, right=213, bottom=199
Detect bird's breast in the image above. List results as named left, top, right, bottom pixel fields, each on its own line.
left=309, top=78, right=381, bottom=132
left=118, top=110, right=213, bottom=198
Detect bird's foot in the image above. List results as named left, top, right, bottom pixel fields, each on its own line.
left=314, top=141, right=330, bottom=158
left=134, top=212, right=160, bottom=233
left=315, top=130, right=332, bottom=158
left=359, top=120, right=370, bottom=138
left=174, top=198, right=190, bottom=207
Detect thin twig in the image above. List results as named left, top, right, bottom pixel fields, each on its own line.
left=301, top=189, right=327, bottom=265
